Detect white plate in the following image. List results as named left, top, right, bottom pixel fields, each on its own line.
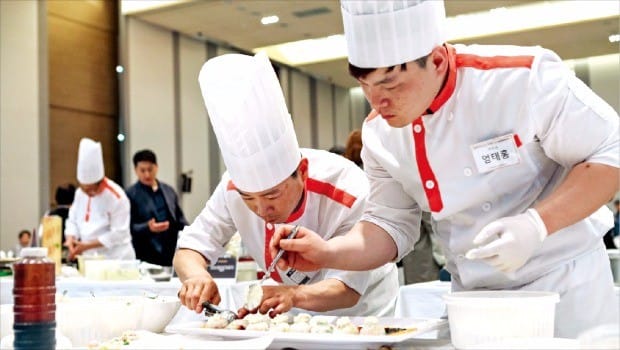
left=166, top=317, right=447, bottom=350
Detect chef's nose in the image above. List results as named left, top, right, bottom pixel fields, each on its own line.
left=255, top=200, right=270, bottom=216
left=367, top=88, right=389, bottom=109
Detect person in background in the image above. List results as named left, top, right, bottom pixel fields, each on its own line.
left=64, top=138, right=135, bottom=260
left=173, top=52, right=398, bottom=318
left=328, top=144, right=345, bottom=156
left=343, top=129, right=363, bottom=168
left=272, top=0, right=619, bottom=338
left=47, top=183, right=77, bottom=262
left=12, top=230, right=32, bottom=257
left=125, top=149, right=188, bottom=267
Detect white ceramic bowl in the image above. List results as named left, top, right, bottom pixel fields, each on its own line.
left=443, top=291, right=559, bottom=350
left=56, top=295, right=180, bottom=347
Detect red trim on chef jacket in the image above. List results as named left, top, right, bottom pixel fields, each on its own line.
left=513, top=134, right=522, bottom=147
left=101, top=178, right=121, bottom=199
left=263, top=223, right=283, bottom=282
left=412, top=118, right=444, bottom=212
left=306, top=178, right=357, bottom=208
left=85, top=197, right=92, bottom=222
left=456, top=53, right=534, bottom=70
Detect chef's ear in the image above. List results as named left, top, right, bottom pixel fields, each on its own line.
left=297, top=158, right=309, bottom=181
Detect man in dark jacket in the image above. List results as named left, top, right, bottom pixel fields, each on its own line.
left=126, top=150, right=188, bottom=266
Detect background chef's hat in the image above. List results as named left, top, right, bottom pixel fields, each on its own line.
left=341, top=0, right=446, bottom=68
left=198, top=52, right=301, bottom=193
left=77, top=137, right=104, bottom=184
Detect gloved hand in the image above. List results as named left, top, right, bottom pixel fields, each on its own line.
left=465, top=208, right=547, bottom=273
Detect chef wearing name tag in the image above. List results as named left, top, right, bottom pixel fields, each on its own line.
left=64, top=138, right=135, bottom=260
left=173, top=52, right=398, bottom=317
left=272, top=0, right=619, bottom=338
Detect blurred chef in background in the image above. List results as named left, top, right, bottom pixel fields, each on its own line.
left=64, top=138, right=135, bottom=260
left=173, top=52, right=398, bottom=317
left=272, top=0, right=619, bottom=338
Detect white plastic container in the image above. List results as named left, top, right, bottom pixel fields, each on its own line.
left=443, top=291, right=560, bottom=349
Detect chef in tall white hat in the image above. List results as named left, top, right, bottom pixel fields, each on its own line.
left=272, top=0, right=619, bottom=338
left=174, top=52, right=399, bottom=317
left=64, top=138, right=135, bottom=260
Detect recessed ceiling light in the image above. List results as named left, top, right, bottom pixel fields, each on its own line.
left=255, top=0, right=618, bottom=66
left=261, top=15, right=279, bottom=25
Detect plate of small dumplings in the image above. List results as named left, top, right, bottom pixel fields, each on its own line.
left=166, top=313, right=447, bottom=350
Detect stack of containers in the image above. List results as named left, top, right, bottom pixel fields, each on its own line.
left=12, top=247, right=56, bottom=350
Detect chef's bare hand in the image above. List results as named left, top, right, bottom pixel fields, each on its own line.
left=236, top=285, right=295, bottom=319
left=465, top=208, right=547, bottom=273
left=148, top=218, right=170, bottom=233
left=270, top=225, right=327, bottom=272
left=178, top=275, right=221, bottom=313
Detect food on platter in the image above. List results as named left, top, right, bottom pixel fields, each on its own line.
left=205, top=313, right=229, bottom=329
left=202, top=313, right=417, bottom=336
left=360, top=316, right=386, bottom=336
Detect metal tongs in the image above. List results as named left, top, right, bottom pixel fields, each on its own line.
left=244, top=225, right=300, bottom=309
left=202, top=301, right=238, bottom=324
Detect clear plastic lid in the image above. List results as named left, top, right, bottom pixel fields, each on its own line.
left=19, top=247, right=48, bottom=258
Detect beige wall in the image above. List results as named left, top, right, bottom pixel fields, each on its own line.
left=0, top=0, right=46, bottom=251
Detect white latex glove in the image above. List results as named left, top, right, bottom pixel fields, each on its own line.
left=465, top=208, right=547, bottom=273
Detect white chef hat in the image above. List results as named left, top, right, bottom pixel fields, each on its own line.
left=341, top=0, right=446, bottom=68
left=76, top=138, right=104, bottom=184
left=198, top=52, right=301, bottom=193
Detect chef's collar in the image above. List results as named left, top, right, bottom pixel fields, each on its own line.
left=426, top=44, right=456, bottom=115
left=284, top=160, right=309, bottom=223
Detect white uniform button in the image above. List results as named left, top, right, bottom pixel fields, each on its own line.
left=266, top=223, right=273, bottom=230
left=425, top=180, right=435, bottom=189
left=447, top=113, right=454, bottom=121
left=413, top=124, right=422, bottom=133
left=482, top=202, right=492, bottom=212
left=463, top=167, right=472, bottom=176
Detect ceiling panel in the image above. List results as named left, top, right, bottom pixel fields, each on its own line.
left=131, top=0, right=619, bottom=88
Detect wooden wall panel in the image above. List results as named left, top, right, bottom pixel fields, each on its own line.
left=48, top=0, right=119, bottom=203
left=49, top=107, right=119, bottom=198
left=48, top=15, right=117, bottom=115
left=47, top=0, right=116, bottom=31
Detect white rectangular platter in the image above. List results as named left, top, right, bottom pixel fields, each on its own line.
left=166, top=317, right=447, bottom=350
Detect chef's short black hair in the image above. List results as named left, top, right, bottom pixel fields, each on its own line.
left=133, top=149, right=157, bottom=167
left=18, top=230, right=31, bottom=239
left=348, top=54, right=428, bottom=80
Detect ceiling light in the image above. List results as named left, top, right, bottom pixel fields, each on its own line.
left=254, top=0, right=618, bottom=66
left=446, top=0, right=618, bottom=41
left=261, top=15, right=279, bottom=25
left=255, top=35, right=347, bottom=66
left=121, top=0, right=189, bottom=15
left=609, top=34, right=620, bottom=43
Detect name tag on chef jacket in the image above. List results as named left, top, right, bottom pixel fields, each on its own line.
left=470, top=134, right=520, bottom=173
left=286, top=269, right=310, bottom=285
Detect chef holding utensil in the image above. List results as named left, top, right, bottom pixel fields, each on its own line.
left=64, top=138, right=135, bottom=260
left=272, top=0, right=619, bottom=338
left=173, top=52, right=398, bottom=318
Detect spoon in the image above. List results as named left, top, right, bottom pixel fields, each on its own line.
left=202, top=301, right=237, bottom=324
left=244, top=225, right=300, bottom=310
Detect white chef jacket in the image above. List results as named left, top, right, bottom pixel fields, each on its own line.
left=178, top=148, right=399, bottom=317
left=361, top=44, right=619, bottom=337
left=65, top=178, right=135, bottom=260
